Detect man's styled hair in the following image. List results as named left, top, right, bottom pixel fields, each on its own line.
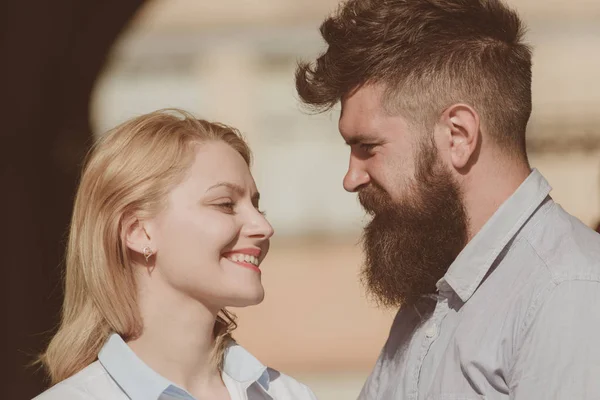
left=296, top=0, right=533, bottom=158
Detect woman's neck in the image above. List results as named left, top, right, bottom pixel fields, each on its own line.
left=128, top=272, right=228, bottom=398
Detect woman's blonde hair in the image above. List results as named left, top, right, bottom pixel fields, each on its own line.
left=40, top=109, right=251, bottom=384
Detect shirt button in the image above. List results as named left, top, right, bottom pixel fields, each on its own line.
left=425, top=324, right=437, bottom=339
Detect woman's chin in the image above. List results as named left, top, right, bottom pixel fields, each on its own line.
left=226, top=289, right=265, bottom=308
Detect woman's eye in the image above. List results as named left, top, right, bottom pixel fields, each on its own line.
left=217, top=202, right=235, bottom=213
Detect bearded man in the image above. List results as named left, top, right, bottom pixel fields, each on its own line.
left=295, top=0, right=600, bottom=399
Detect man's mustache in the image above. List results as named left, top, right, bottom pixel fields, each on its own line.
left=358, top=182, right=394, bottom=215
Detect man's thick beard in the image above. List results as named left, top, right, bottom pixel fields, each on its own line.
left=359, top=140, right=469, bottom=308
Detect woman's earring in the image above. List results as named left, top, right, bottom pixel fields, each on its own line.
left=142, top=246, right=153, bottom=263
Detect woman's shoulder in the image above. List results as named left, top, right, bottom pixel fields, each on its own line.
left=265, top=367, right=318, bottom=399
left=33, top=361, right=127, bottom=400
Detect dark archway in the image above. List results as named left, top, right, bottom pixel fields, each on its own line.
left=1, top=1, right=146, bottom=397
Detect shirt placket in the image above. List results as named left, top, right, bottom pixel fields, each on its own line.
left=407, top=296, right=449, bottom=400
left=159, top=388, right=197, bottom=400
left=245, top=381, right=274, bottom=400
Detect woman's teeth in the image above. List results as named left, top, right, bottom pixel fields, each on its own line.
left=228, top=254, right=259, bottom=266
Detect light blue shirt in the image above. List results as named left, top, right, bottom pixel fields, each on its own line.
left=359, top=169, right=600, bottom=399
left=35, top=333, right=317, bottom=399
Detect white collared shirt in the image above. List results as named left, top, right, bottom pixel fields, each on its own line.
left=34, top=333, right=317, bottom=400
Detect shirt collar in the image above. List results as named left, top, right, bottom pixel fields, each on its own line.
left=222, top=343, right=270, bottom=390
left=438, top=169, right=552, bottom=302
left=98, top=333, right=270, bottom=400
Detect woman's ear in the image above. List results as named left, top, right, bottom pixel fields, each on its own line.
left=123, top=214, right=153, bottom=257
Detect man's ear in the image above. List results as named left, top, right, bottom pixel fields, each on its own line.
left=438, top=103, right=480, bottom=170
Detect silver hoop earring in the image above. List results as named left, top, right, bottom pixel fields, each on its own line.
left=142, top=246, right=153, bottom=263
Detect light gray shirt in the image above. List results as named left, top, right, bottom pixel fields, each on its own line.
left=359, top=169, right=600, bottom=400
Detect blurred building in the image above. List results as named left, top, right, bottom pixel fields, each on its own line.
left=90, top=0, right=600, bottom=398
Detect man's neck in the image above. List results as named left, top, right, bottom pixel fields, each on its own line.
left=462, top=158, right=531, bottom=241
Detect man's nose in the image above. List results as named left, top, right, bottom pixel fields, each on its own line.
left=343, top=157, right=370, bottom=192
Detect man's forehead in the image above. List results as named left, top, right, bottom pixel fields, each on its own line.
left=340, top=84, right=386, bottom=116
left=339, top=88, right=387, bottom=140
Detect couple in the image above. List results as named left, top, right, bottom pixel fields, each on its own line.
left=36, top=0, right=600, bottom=399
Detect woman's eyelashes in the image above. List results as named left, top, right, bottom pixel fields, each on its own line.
left=215, top=201, right=236, bottom=214
left=214, top=200, right=266, bottom=217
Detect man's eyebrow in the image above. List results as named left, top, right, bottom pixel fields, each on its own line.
left=345, top=133, right=377, bottom=146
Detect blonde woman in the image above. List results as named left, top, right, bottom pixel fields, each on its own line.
left=35, top=110, right=317, bottom=400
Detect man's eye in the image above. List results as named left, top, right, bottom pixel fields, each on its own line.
left=359, top=143, right=376, bottom=152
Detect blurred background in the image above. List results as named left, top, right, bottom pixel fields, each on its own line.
left=4, top=0, right=599, bottom=398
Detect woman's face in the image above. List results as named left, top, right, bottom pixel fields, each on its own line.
left=145, top=141, right=274, bottom=310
